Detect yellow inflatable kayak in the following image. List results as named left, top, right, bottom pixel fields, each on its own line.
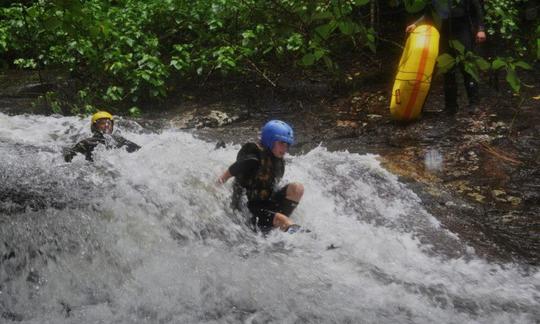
left=390, top=25, right=439, bottom=121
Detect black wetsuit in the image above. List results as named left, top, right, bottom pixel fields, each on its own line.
left=64, top=132, right=141, bottom=162
left=416, top=0, right=485, bottom=111
left=228, top=142, right=297, bottom=231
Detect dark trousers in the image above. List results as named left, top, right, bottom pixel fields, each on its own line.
left=440, top=17, right=479, bottom=111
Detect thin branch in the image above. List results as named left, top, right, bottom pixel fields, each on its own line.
left=508, top=96, right=525, bottom=136
left=376, top=35, right=405, bottom=50
left=245, top=59, right=277, bottom=87
left=479, top=142, right=522, bottom=166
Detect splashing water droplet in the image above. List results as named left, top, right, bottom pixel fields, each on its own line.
left=425, top=149, right=443, bottom=171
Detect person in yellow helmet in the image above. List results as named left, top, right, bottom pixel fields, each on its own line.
left=64, top=111, right=141, bottom=162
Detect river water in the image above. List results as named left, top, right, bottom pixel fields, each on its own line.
left=0, top=113, right=538, bottom=323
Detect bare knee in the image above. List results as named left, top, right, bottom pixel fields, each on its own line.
left=286, top=182, right=304, bottom=201
left=273, top=212, right=294, bottom=230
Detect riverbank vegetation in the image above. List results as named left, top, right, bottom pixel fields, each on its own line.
left=0, top=0, right=538, bottom=114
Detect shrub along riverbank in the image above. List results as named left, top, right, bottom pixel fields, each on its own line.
left=0, top=0, right=538, bottom=115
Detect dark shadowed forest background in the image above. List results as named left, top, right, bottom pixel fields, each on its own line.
left=0, top=0, right=538, bottom=115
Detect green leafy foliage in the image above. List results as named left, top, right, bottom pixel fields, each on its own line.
left=491, top=57, right=532, bottom=93
left=436, top=53, right=455, bottom=74
left=128, top=106, right=141, bottom=117
left=416, top=0, right=536, bottom=96
left=484, top=0, right=524, bottom=51
left=436, top=40, right=493, bottom=89
left=437, top=40, right=490, bottom=82
left=449, top=40, right=465, bottom=55
left=0, top=0, right=536, bottom=112
left=441, top=48, right=532, bottom=94
left=0, top=0, right=375, bottom=113
left=402, top=0, right=427, bottom=13
left=536, top=24, right=540, bottom=59
left=484, top=0, right=539, bottom=67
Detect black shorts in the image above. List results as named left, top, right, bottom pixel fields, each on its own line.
left=247, top=185, right=289, bottom=231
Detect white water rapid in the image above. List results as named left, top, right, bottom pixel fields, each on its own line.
left=0, top=113, right=538, bottom=323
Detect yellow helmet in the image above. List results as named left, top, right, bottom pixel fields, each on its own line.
left=90, top=111, right=114, bottom=133
left=91, top=111, right=113, bottom=124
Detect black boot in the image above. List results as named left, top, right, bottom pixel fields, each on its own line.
left=286, top=224, right=301, bottom=234
left=445, top=102, right=458, bottom=115
left=285, top=224, right=311, bottom=234
left=466, top=80, right=480, bottom=114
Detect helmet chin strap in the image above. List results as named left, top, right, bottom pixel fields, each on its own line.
left=93, top=122, right=113, bottom=135
left=93, top=128, right=113, bottom=136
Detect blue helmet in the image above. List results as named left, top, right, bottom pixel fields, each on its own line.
left=261, top=120, right=294, bottom=150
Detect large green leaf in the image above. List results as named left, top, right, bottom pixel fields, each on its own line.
left=105, top=85, right=124, bottom=101
left=337, top=20, right=359, bottom=36
left=314, top=21, right=337, bottom=40
left=449, top=40, right=465, bottom=54
left=353, top=0, right=370, bottom=6
left=128, top=106, right=141, bottom=117
left=475, top=58, right=490, bottom=71
left=505, top=68, right=520, bottom=93
left=436, top=53, right=455, bottom=73
left=514, top=61, right=532, bottom=70
left=403, top=0, right=427, bottom=13
left=492, top=58, right=506, bottom=70
left=311, top=11, right=333, bottom=21
left=300, top=53, right=315, bottom=66
left=464, top=62, right=480, bottom=82
left=313, top=48, right=326, bottom=60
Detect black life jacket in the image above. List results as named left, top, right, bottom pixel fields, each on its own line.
left=64, top=133, right=140, bottom=162
left=234, top=142, right=285, bottom=202
left=429, top=0, right=467, bottom=20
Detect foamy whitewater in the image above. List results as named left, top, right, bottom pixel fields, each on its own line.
left=0, top=113, right=538, bottom=323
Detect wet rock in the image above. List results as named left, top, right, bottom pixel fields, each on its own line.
left=61, top=302, right=72, bottom=317
left=350, top=96, right=362, bottom=103
left=169, top=110, right=196, bottom=128
left=2, top=250, right=16, bottom=261
left=491, top=189, right=507, bottom=201
left=467, top=192, right=486, bottom=203
left=277, top=78, right=331, bottom=98
left=214, top=140, right=226, bottom=149
left=336, top=120, right=358, bottom=128
left=26, top=269, right=40, bottom=284
left=2, top=311, right=23, bottom=322
left=197, top=110, right=239, bottom=128
left=507, top=196, right=522, bottom=206
left=367, top=114, right=383, bottom=120
left=170, top=109, right=242, bottom=129
left=12, top=82, right=56, bottom=97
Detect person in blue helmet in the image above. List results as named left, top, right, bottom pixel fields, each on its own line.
left=217, top=120, right=304, bottom=233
